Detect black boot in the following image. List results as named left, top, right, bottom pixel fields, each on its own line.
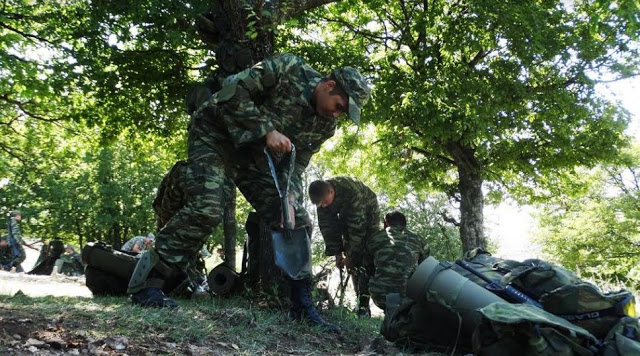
left=356, top=295, right=371, bottom=318
left=290, top=279, right=340, bottom=333
left=131, top=287, right=179, bottom=309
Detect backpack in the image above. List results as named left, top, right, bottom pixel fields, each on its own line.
left=600, top=317, right=640, bottom=356
left=383, top=249, right=637, bottom=355
left=453, top=249, right=636, bottom=339
left=473, top=303, right=600, bottom=355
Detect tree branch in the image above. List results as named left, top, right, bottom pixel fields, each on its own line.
left=0, top=21, right=51, bottom=44
left=0, top=94, right=64, bottom=122
left=280, top=0, right=342, bottom=19
left=410, top=145, right=456, bottom=165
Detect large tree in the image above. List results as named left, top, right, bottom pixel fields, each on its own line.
left=308, top=0, right=639, bottom=251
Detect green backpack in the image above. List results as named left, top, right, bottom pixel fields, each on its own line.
left=601, top=317, right=640, bottom=356
left=453, top=249, right=636, bottom=340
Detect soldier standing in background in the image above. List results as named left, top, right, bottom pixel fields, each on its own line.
left=0, top=234, right=26, bottom=272
left=127, top=53, right=370, bottom=333
left=7, top=210, right=24, bottom=245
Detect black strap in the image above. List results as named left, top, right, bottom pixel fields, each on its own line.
left=423, top=261, right=453, bottom=297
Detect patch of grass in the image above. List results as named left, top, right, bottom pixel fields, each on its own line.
left=0, top=292, right=401, bottom=355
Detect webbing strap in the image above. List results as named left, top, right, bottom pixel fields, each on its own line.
left=423, top=261, right=452, bottom=299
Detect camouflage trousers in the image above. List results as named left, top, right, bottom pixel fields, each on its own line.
left=357, top=230, right=415, bottom=311
left=129, top=125, right=312, bottom=293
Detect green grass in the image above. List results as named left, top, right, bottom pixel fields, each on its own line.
left=0, top=293, right=397, bottom=355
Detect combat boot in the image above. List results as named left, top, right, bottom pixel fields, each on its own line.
left=131, top=287, right=179, bottom=309
left=290, top=278, right=340, bottom=333
left=356, top=295, right=371, bottom=318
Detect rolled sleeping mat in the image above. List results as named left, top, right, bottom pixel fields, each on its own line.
left=81, top=242, right=138, bottom=280
left=407, top=256, right=508, bottom=334
left=208, top=263, right=240, bottom=295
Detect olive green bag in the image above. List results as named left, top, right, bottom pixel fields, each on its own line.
left=600, top=317, right=640, bottom=356
left=473, top=303, right=600, bottom=355
left=454, top=249, right=636, bottom=339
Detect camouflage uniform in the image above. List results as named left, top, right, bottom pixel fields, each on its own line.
left=316, top=177, right=414, bottom=310
left=121, top=236, right=152, bottom=253
left=129, top=53, right=369, bottom=295
left=0, top=235, right=26, bottom=272
left=386, top=226, right=427, bottom=268
left=8, top=216, right=24, bottom=245
left=57, top=250, right=84, bottom=276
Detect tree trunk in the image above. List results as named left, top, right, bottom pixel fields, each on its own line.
left=223, top=184, right=237, bottom=270
left=446, top=141, right=486, bottom=252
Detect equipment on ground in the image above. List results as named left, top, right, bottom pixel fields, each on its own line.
left=264, top=144, right=311, bottom=280
left=455, top=259, right=542, bottom=307
left=407, top=256, right=509, bottom=334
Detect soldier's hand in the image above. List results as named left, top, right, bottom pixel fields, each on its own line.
left=343, top=256, right=354, bottom=272
left=279, top=203, right=296, bottom=229
left=266, top=130, right=291, bottom=153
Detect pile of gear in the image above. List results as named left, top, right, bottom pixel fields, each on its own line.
left=381, top=249, right=640, bottom=355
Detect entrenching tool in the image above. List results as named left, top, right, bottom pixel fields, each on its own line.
left=264, top=144, right=312, bottom=280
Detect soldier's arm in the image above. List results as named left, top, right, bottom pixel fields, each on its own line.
left=132, top=243, right=143, bottom=253
left=202, top=54, right=303, bottom=147
left=317, top=208, right=344, bottom=256
left=343, top=208, right=369, bottom=265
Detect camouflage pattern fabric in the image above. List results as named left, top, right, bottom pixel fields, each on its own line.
left=132, top=53, right=362, bottom=292
left=474, top=303, right=599, bottom=355
left=58, top=252, right=84, bottom=276
left=316, top=177, right=416, bottom=310
left=8, top=217, right=24, bottom=245
left=386, top=225, right=427, bottom=267
left=368, top=229, right=416, bottom=310
left=121, top=236, right=151, bottom=253
left=316, top=176, right=382, bottom=264
left=601, top=317, right=640, bottom=356
left=0, top=237, right=26, bottom=271
left=152, top=160, right=188, bottom=231
left=331, top=67, right=371, bottom=124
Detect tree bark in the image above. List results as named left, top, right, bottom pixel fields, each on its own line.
left=446, top=141, right=486, bottom=252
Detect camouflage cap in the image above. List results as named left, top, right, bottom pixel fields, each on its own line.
left=332, top=67, right=371, bottom=125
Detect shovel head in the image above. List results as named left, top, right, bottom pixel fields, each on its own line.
left=271, top=227, right=312, bottom=280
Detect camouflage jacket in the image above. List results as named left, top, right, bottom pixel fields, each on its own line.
left=386, top=226, right=427, bottom=268
left=0, top=241, right=26, bottom=267
left=317, top=177, right=382, bottom=262
left=192, top=53, right=337, bottom=208
left=59, top=252, right=83, bottom=275
left=7, top=217, right=24, bottom=245
left=121, top=236, right=149, bottom=253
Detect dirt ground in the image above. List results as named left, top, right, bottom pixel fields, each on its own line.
left=0, top=243, right=400, bottom=355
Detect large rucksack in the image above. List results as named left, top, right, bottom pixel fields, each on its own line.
left=452, top=249, right=636, bottom=340
left=82, top=242, right=185, bottom=296
left=382, top=249, right=638, bottom=355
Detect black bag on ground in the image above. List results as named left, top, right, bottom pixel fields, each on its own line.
left=82, top=242, right=138, bottom=296
left=28, top=238, right=64, bottom=275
